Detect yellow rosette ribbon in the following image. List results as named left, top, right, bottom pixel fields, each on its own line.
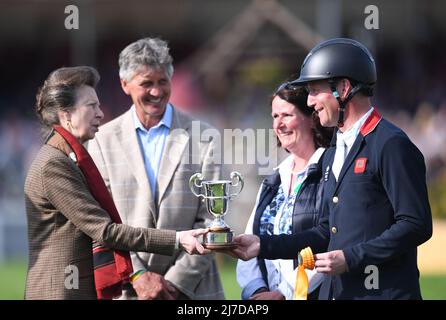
left=293, top=247, right=315, bottom=300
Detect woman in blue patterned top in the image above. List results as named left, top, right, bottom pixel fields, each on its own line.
left=236, top=83, right=332, bottom=300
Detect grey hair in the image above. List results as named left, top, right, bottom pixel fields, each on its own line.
left=119, top=37, right=174, bottom=82
left=35, top=66, right=100, bottom=138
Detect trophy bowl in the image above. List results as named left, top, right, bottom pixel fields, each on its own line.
left=189, top=172, right=244, bottom=249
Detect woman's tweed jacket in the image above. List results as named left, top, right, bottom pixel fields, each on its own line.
left=24, top=144, right=176, bottom=299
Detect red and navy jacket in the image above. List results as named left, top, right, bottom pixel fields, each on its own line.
left=259, top=109, right=433, bottom=300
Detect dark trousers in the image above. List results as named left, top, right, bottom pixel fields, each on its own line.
left=308, top=285, right=321, bottom=300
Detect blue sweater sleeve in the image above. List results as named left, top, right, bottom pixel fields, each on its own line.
left=259, top=206, right=330, bottom=259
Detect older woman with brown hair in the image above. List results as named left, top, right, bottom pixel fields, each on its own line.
left=24, top=66, right=208, bottom=300
left=236, top=83, right=333, bottom=300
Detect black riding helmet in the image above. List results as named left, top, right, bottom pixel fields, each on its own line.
left=289, top=38, right=377, bottom=127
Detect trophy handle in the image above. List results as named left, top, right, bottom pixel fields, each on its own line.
left=229, top=171, right=244, bottom=199
left=189, top=173, right=205, bottom=198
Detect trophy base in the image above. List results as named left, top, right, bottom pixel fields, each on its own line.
left=203, top=242, right=237, bottom=250
left=203, top=227, right=235, bottom=250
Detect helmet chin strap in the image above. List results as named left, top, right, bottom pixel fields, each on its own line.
left=328, top=79, right=363, bottom=128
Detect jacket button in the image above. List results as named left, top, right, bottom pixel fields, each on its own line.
left=332, top=196, right=339, bottom=204
left=331, top=227, right=338, bottom=234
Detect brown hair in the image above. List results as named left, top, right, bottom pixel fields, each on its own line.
left=273, top=84, right=333, bottom=150
left=35, top=66, right=100, bottom=137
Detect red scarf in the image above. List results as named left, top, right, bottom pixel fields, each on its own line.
left=51, top=125, right=133, bottom=299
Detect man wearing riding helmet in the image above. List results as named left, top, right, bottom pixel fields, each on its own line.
left=231, top=38, right=433, bottom=300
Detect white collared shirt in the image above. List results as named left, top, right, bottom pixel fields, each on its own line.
left=337, top=107, right=374, bottom=156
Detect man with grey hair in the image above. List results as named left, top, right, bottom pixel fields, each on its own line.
left=88, top=37, right=224, bottom=300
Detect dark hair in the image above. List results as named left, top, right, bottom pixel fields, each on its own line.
left=272, top=84, right=333, bottom=150
left=35, top=66, right=100, bottom=137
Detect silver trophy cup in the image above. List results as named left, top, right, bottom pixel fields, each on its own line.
left=189, top=172, right=244, bottom=249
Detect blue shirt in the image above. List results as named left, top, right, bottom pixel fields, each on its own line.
left=132, top=104, right=173, bottom=198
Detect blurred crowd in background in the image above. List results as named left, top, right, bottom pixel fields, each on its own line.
left=1, top=0, right=445, bottom=261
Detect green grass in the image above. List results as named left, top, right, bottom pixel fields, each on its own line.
left=216, top=254, right=242, bottom=300
left=419, top=274, right=446, bottom=300
left=1, top=257, right=445, bottom=300
left=0, top=259, right=27, bottom=300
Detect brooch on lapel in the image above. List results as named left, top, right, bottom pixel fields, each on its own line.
left=324, top=165, right=330, bottom=181
left=69, top=152, right=78, bottom=163
left=354, top=158, right=367, bottom=174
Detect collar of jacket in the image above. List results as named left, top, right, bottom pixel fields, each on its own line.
left=262, top=157, right=322, bottom=188
left=262, top=170, right=281, bottom=188
left=330, top=108, right=382, bottom=147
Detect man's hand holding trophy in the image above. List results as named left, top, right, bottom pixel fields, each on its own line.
left=189, top=171, right=244, bottom=249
